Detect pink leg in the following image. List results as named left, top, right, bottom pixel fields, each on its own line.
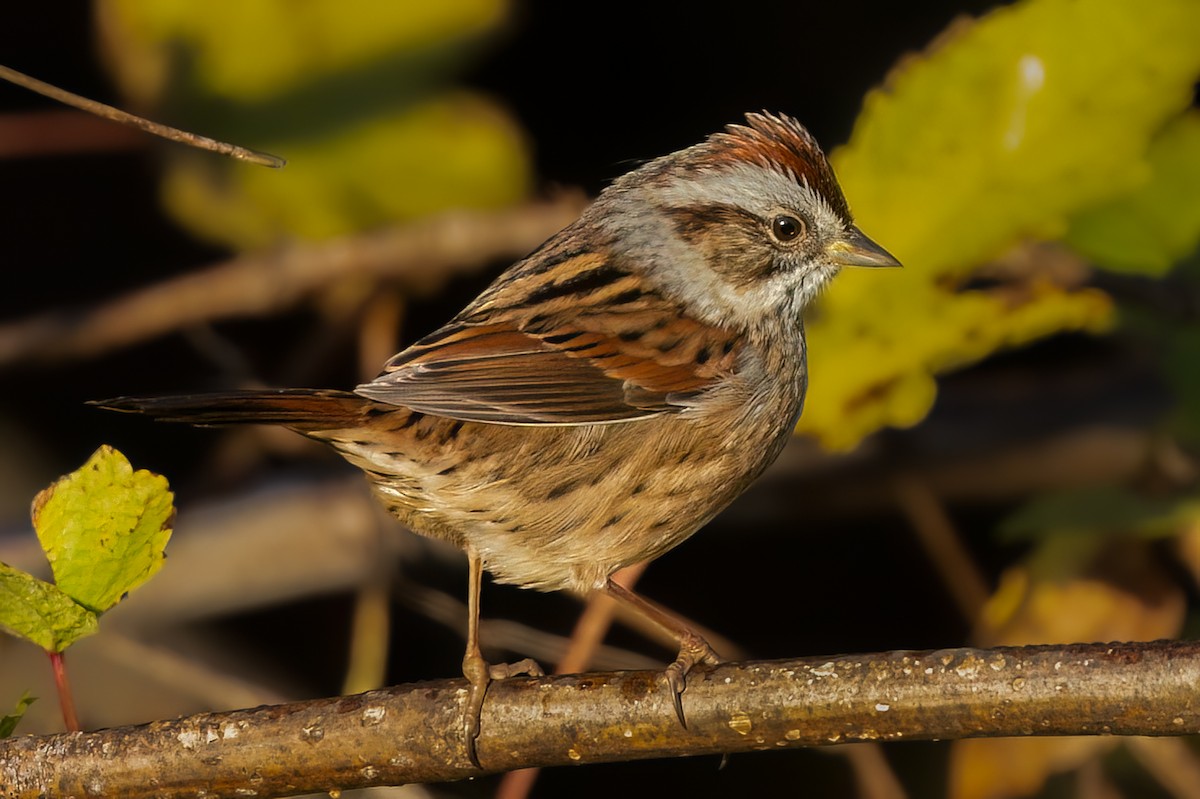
left=602, top=578, right=721, bottom=726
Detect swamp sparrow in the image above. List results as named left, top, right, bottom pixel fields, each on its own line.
left=99, top=112, right=899, bottom=767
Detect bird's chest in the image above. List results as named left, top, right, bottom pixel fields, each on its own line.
left=474, top=378, right=801, bottom=589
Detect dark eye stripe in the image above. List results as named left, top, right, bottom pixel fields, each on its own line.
left=666, top=203, right=763, bottom=244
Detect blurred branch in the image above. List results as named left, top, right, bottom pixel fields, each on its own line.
left=1078, top=759, right=1126, bottom=799
left=891, top=473, right=990, bottom=622
left=556, top=563, right=649, bottom=674
left=0, top=195, right=588, bottom=367
left=85, top=631, right=292, bottom=712
left=396, top=580, right=662, bottom=673
left=841, top=744, right=908, bottom=799
left=3, top=641, right=1198, bottom=799
left=1126, top=737, right=1200, bottom=799
left=0, top=109, right=145, bottom=159
left=762, top=425, right=1158, bottom=520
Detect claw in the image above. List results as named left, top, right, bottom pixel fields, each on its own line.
left=462, top=652, right=491, bottom=769
left=462, top=653, right=544, bottom=769
left=600, top=578, right=723, bottom=731
left=490, top=657, right=544, bottom=680
left=663, top=630, right=721, bottom=729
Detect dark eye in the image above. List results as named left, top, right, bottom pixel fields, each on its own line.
left=770, top=214, right=805, bottom=243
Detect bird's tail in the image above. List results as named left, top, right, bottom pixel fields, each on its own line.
left=91, top=388, right=375, bottom=433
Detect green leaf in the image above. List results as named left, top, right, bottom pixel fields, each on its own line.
left=158, top=93, right=530, bottom=249
left=798, top=0, right=1200, bottom=449
left=1165, top=324, right=1200, bottom=446
left=0, top=563, right=99, bottom=652
left=0, top=692, right=36, bottom=739
left=31, top=446, right=175, bottom=615
left=1065, top=111, right=1200, bottom=275
left=998, top=488, right=1193, bottom=542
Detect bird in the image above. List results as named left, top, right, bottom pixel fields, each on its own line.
left=96, top=112, right=899, bottom=767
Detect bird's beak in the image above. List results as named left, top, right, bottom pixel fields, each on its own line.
left=826, top=226, right=901, bottom=268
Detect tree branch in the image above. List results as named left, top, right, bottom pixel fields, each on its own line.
left=3, top=641, right=1197, bottom=798
left=0, top=195, right=588, bottom=366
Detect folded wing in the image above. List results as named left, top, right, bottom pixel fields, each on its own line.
left=356, top=263, right=741, bottom=426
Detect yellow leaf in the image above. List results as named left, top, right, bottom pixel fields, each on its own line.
left=31, top=446, right=175, bottom=615
left=950, top=737, right=1117, bottom=799
left=1171, top=520, right=1200, bottom=590
left=952, top=538, right=1185, bottom=799
left=98, top=0, right=507, bottom=103
left=800, top=0, right=1200, bottom=449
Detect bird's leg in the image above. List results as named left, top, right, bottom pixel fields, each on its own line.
left=461, top=549, right=490, bottom=769
left=460, top=548, right=543, bottom=769
left=602, top=578, right=721, bottom=727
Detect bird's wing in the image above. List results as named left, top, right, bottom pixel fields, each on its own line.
left=355, top=269, right=741, bottom=426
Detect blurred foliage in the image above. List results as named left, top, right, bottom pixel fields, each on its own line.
left=94, top=0, right=531, bottom=249
left=1153, top=253, right=1200, bottom=450
left=94, top=0, right=506, bottom=102
left=1168, top=322, right=1200, bottom=447
left=978, top=540, right=1184, bottom=645
left=798, top=3, right=1200, bottom=791
left=1066, top=111, right=1200, bottom=276
left=0, top=447, right=174, bottom=652
left=949, top=534, right=1186, bottom=799
left=801, top=0, right=1200, bottom=449
left=999, top=486, right=1200, bottom=542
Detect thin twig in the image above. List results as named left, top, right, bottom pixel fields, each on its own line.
left=3, top=641, right=1198, bottom=799
left=357, top=290, right=406, bottom=381
left=891, top=473, right=990, bottom=622
left=0, top=64, right=284, bottom=167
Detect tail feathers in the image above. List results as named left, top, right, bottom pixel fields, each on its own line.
left=91, top=388, right=373, bottom=431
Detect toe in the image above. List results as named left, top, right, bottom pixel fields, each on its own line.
left=664, top=664, right=688, bottom=728
left=488, top=657, right=544, bottom=680
left=663, top=632, right=721, bottom=729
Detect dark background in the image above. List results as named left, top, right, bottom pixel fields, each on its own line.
left=3, top=2, right=1152, bottom=797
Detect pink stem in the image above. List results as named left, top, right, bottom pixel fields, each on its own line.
left=48, top=650, right=80, bottom=732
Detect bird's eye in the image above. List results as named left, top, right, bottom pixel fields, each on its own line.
left=770, top=214, right=805, bottom=244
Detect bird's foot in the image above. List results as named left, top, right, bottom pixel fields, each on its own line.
left=462, top=653, right=545, bottom=768
left=663, top=630, right=721, bottom=728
